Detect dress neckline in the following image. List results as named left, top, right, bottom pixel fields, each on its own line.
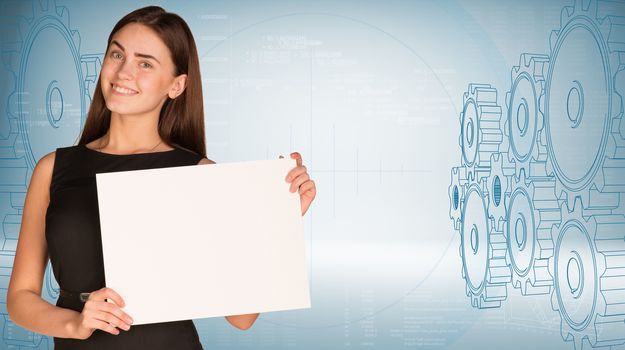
left=80, top=144, right=178, bottom=156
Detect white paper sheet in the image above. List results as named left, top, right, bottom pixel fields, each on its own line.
left=95, top=158, right=310, bottom=325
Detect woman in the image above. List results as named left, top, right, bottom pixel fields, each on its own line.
left=6, top=6, right=316, bottom=349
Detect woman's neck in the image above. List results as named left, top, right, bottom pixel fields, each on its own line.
left=97, top=112, right=169, bottom=153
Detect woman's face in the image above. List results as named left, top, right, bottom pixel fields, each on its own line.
left=100, top=23, right=186, bottom=116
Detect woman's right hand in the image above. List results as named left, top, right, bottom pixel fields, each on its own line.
left=71, top=287, right=134, bottom=339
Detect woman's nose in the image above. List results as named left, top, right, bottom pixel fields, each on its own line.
left=116, top=60, right=135, bottom=80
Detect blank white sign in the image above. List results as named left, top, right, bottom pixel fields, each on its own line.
left=95, top=158, right=310, bottom=325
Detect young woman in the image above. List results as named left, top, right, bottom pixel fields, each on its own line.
left=6, top=6, right=316, bottom=349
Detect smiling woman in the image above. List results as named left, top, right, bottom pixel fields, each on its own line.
left=5, top=5, right=316, bottom=350
left=80, top=6, right=205, bottom=156
left=100, top=25, right=183, bottom=122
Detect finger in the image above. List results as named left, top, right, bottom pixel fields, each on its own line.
left=290, top=152, right=302, bottom=167
left=92, top=287, right=125, bottom=307
left=285, top=165, right=307, bottom=182
left=290, top=173, right=310, bottom=193
left=91, top=309, right=131, bottom=330
left=84, top=318, right=122, bottom=335
left=299, top=181, right=316, bottom=198
left=96, top=300, right=134, bottom=324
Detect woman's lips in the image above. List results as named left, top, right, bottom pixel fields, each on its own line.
left=111, top=83, right=139, bottom=96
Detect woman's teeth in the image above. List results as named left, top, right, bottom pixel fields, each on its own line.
left=112, top=84, right=138, bottom=95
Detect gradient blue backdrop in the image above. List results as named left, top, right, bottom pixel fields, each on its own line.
left=1, top=0, right=624, bottom=349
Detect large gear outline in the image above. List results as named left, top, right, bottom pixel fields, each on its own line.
left=460, top=182, right=511, bottom=309
left=505, top=171, right=561, bottom=296
left=505, top=53, right=552, bottom=181
left=1, top=0, right=101, bottom=347
left=459, top=83, right=503, bottom=183
left=549, top=197, right=625, bottom=350
left=544, top=0, right=625, bottom=213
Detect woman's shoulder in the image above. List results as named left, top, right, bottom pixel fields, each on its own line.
left=36, top=150, right=56, bottom=173
left=28, top=151, right=57, bottom=200
left=169, top=142, right=215, bottom=165
left=34, top=145, right=81, bottom=174
left=34, top=146, right=87, bottom=192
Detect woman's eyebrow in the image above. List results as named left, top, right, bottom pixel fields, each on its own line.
left=111, top=40, right=161, bottom=64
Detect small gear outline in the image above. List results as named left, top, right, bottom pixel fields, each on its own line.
left=505, top=53, right=552, bottom=181
left=459, top=83, right=503, bottom=183
left=486, top=152, right=515, bottom=231
left=506, top=171, right=561, bottom=296
left=460, top=182, right=511, bottom=309
left=448, top=165, right=469, bottom=231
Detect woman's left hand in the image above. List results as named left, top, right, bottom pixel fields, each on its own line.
left=281, top=152, right=316, bottom=216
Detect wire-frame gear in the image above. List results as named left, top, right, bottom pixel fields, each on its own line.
left=460, top=182, right=511, bottom=309
left=459, top=83, right=503, bottom=183
left=506, top=171, right=561, bottom=296
left=448, top=165, right=469, bottom=231
left=486, top=152, right=515, bottom=231
left=549, top=197, right=625, bottom=349
left=505, top=53, right=551, bottom=181
left=544, top=0, right=625, bottom=213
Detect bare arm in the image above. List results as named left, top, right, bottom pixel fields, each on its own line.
left=197, top=157, right=261, bottom=330
left=7, top=152, right=82, bottom=338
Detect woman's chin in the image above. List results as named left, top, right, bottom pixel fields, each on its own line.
left=105, top=101, right=138, bottom=116
left=106, top=106, right=136, bottom=116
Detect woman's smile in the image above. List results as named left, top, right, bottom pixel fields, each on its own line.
left=111, top=83, right=139, bottom=96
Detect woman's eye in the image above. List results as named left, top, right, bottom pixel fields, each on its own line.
left=140, top=62, right=152, bottom=69
left=111, top=52, right=123, bottom=60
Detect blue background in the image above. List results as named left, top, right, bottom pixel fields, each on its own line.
left=1, top=0, right=624, bottom=349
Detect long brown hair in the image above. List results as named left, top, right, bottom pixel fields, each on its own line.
left=78, top=6, right=206, bottom=157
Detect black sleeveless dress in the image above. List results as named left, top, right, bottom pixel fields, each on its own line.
left=45, top=144, right=204, bottom=349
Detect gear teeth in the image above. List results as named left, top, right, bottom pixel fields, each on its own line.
left=449, top=1, right=625, bottom=348
left=546, top=1, right=625, bottom=340
left=545, top=0, right=625, bottom=216
left=57, top=5, right=70, bottom=25
left=486, top=152, right=514, bottom=231
left=17, top=17, right=30, bottom=50
left=549, top=197, right=625, bottom=349
left=449, top=166, right=469, bottom=231
left=604, top=16, right=625, bottom=53
left=460, top=183, right=511, bottom=309
left=560, top=5, right=575, bottom=30
left=34, top=0, right=48, bottom=16
left=471, top=226, right=510, bottom=308
left=460, top=83, right=503, bottom=182
left=80, top=54, right=102, bottom=109
left=598, top=1, right=625, bottom=21
left=507, top=171, right=560, bottom=296
left=506, top=53, right=551, bottom=181
left=453, top=83, right=522, bottom=310
left=71, top=29, right=80, bottom=54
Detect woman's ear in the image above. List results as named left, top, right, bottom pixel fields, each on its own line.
left=169, top=74, right=188, bottom=99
